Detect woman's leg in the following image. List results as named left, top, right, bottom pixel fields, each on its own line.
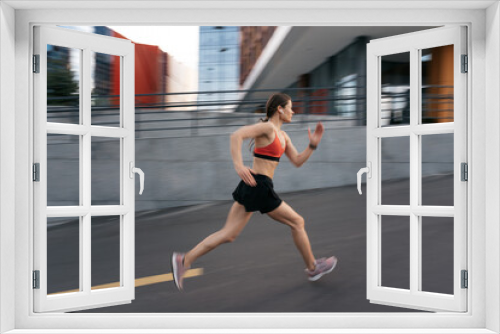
left=266, top=201, right=316, bottom=271
left=183, top=201, right=253, bottom=268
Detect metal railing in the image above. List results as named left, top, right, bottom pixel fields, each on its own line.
left=47, top=85, right=453, bottom=139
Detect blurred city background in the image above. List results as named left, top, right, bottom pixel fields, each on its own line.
left=45, top=26, right=456, bottom=313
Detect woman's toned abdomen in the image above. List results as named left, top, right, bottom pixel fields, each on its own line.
left=252, top=157, right=278, bottom=179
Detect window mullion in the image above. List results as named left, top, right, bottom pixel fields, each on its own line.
left=410, top=47, right=420, bottom=294
left=82, top=47, right=92, bottom=294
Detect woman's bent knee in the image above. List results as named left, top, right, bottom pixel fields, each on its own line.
left=290, top=216, right=305, bottom=231
left=225, top=235, right=237, bottom=243
left=220, top=230, right=238, bottom=243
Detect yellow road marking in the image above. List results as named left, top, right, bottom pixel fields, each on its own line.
left=48, top=268, right=204, bottom=296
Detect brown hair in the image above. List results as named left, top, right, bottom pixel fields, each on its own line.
left=249, top=93, right=291, bottom=151
left=260, top=93, right=291, bottom=122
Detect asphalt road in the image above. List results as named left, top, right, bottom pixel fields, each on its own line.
left=47, top=175, right=455, bottom=313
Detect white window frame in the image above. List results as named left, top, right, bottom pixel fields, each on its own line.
left=366, top=26, right=468, bottom=312
left=0, top=1, right=498, bottom=333
left=33, top=25, right=136, bottom=313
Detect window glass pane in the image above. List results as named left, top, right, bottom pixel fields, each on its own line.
left=202, top=49, right=222, bottom=63
left=381, top=136, right=410, bottom=205
left=219, top=80, right=239, bottom=92
left=421, top=133, right=454, bottom=206
left=198, top=65, right=215, bottom=81
left=91, top=215, right=121, bottom=291
left=335, top=74, right=357, bottom=117
left=421, top=217, right=454, bottom=295
left=199, top=30, right=219, bottom=47
left=48, top=217, right=80, bottom=295
left=47, top=134, right=80, bottom=206
left=220, top=64, right=238, bottom=81
left=91, top=52, right=121, bottom=127
left=421, top=45, right=454, bottom=124
left=381, top=215, right=410, bottom=290
left=91, top=137, right=121, bottom=205
left=380, top=52, right=410, bottom=127
left=223, top=30, right=237, bottom=44
left=47, top=45, right=80, bottom=124
left=221, top=46, right=238, bottom=63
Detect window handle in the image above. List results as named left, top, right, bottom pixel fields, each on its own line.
left=357, top=162, right=371, bottom=195
left=129, top=162, right=145, bottom=195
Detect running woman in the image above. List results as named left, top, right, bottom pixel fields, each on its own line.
left=171, top=93, right=337, bottom=290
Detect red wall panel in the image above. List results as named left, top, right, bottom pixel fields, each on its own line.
left=111, top=31, right=165, bottom=106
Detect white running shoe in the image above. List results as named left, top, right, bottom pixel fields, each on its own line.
left=305, top=256, right=338, bottom=281
left=171, top=252, right=189, bottom=291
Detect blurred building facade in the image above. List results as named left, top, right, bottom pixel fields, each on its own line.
left=165, top=55, right=198, bottom=111
left=422, top=45, right=454, bottom=123
left=284, top=36, right=368, bottom=120
left=102, top=27, right=168, bottom=107
left=239, top=26, right=277, bottom=85
left=237, top=26, right=452, bottom=125
left=198, top=26, right=240, bottom=111
left=49, top=26, right=202, bottom=115
left=48, top=26, right=169, bottom=109
left=46, top=44, right=78, bottom=108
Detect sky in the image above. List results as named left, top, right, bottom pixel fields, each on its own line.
left=108, top=26, right=200, bottom=69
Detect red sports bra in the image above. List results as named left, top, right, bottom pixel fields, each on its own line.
left=254, top=130, right=286, bottom=162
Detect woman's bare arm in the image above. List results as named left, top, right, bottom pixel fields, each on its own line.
left=230, top=122, right=274, bottom=185
left=284, top=122, right=324, bottom=167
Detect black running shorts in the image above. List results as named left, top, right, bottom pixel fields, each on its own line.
left=232, top=173, right=282, bottom=214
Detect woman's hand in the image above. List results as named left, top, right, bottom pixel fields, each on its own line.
left=235, top=164, right=257, bottom=187
left=308, top=122, right=324, bottom=147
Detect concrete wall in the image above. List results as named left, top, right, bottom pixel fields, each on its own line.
left=47, top=113, right=453, bottom=212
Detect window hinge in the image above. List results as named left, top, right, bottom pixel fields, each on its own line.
left=461, top=163, right=468, bottom=181
left=461, top=270, right=468, bottom=289
left=33, top=163, right=40, bottom=182
left=33, top=54, right=40, bottom=73
left=33, top=270, right=40, bottom=289
left=461, top=54, right=468, bottom=73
